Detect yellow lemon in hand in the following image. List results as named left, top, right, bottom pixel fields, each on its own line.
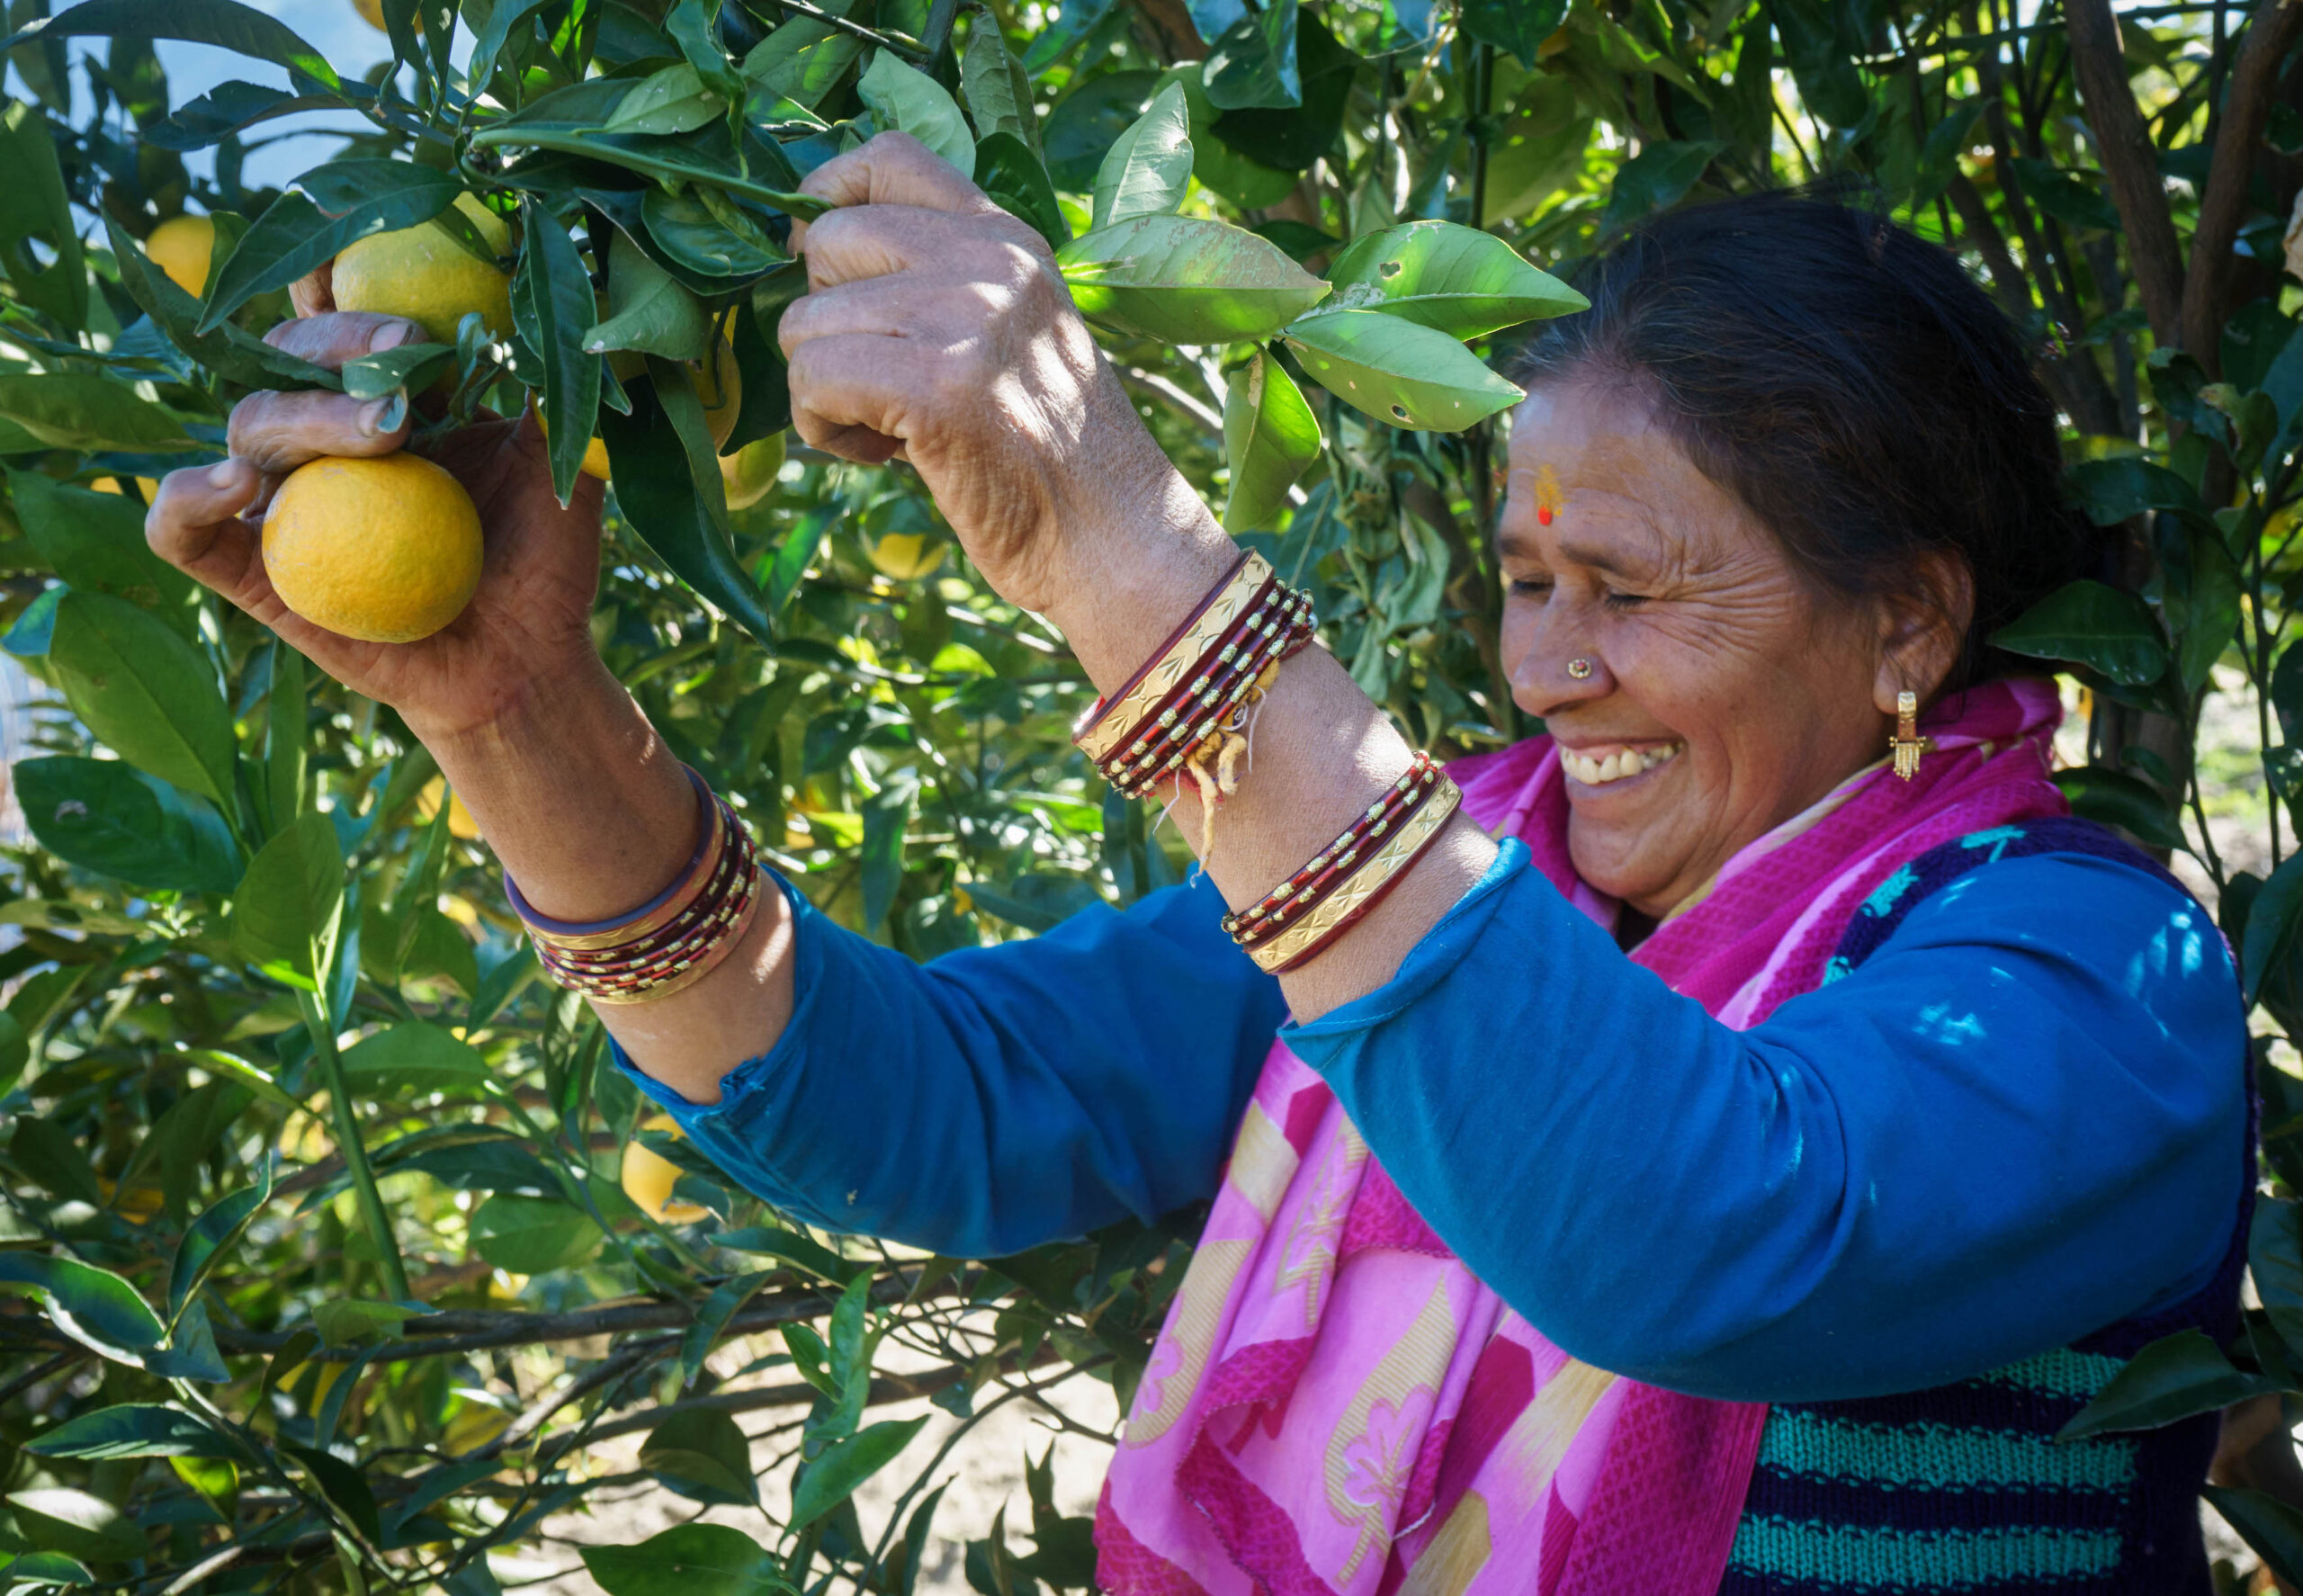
left=145, top=214, right=215, bottom=297
left=264, top=453, right=483, bottom=643
left=721, top=431, right=784, bottom=510
left=622, top=1113, right=710, bottom=1224
left=332, top=193, right=514, bottom=347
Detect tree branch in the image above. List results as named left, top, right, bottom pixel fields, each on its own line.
left=2182, top=0, right=2303, bottom=368
left=2066, top=0, right=2186, bottom=346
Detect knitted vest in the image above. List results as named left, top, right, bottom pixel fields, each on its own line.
left=1716, top=818, right=2252, bottom=1595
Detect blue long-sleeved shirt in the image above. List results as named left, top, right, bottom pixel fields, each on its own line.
left=619, top=840, right=2246, bottom=1404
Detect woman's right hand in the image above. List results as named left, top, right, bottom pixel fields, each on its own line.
left=144, top=306, right=607, bottom=745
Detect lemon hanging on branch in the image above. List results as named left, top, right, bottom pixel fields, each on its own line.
left=264, top=453, right=483, bottom=643
left=332, top=193, right=514, bottom=346
left=622, top=1113, right=710, bottom=1224
left=142, top=213, right=213, bottom=296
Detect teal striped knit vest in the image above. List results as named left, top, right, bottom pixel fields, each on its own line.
left=1717, top=819, right=2250, bottom=1595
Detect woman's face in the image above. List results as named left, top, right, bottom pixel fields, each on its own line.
left=1497, top=380, right=1945, bottom=918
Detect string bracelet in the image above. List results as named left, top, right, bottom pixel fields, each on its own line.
left=506, top=767, right=765, bottom=1005
left=1096, top=576, right=1290, bottom=778
left=1231, top=766, right=1464, bottom=975
left=1113, top=589, right=1314, bottom=797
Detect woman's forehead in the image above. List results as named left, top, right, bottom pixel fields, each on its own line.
left=1500, top=386, right=1765, bottom=569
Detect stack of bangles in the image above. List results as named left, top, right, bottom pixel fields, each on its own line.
left=1221, top=751, right=1462, bottom=973
left=506, top=766, right=763, bottom=1003
left=1074, top=551, right=1463, bottom=975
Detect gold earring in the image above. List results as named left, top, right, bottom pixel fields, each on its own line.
left=1889, top=690, right=1932, bottom=780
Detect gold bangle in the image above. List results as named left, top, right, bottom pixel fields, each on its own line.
left=1244, top=778, right=1463, bottom=975
left=580, top=868, right=766, bottom=1005
left=523, top=798, right=728, bottom=953
left=1076, top=552, right=1274, bottom=764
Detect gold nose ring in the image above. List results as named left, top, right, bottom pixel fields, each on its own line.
left=1566, top=658, right=1594, bottom=680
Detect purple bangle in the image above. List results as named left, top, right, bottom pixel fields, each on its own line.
left=503, top=765, right=714, bottom=937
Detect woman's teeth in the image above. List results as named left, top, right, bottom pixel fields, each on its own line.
left=1563, top=743, right=1681, bottom=786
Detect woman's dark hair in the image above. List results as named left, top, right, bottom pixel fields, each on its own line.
left=1510, top=190, right=2097, bottom=686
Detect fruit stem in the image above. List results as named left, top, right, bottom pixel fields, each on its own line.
left=300, top=983, right=414, bottom=1302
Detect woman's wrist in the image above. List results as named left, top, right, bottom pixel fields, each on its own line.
left=414, top=654, right=701, bottom=924
left=1038, top=460, right=1239, bottom=694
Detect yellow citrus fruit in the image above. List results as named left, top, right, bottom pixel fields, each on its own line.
left=353, top=0, right=388, bottom=29
left=264, top=453, right=483, bottom=643
left=622, top=1113, right=709, bottom=1224
left=415, top=776, right=482, bottom=839
left=144, top=214, right=215, bottom=297
left=721, top=431, right=784, bottom=509
left=442, top=1403, right=512, bottom=1457
left=868, top=532, right=945, bottom=581
left=90, top=475, right=160, bottom=501
left=332, top=193, right=514, bottom=347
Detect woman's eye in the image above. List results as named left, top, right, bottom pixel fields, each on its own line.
left=1509, top=577, right=1553, bottom=597
left=1602, top=589, right=1649, bottom=609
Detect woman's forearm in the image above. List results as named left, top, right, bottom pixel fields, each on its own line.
left=413, top=661, right=796, bottom=1105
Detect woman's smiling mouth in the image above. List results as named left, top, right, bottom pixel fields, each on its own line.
left=1560, top=741, right=1685, bottom=787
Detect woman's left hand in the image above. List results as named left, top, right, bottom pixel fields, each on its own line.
left=782, top=132, right=1215, bottom=622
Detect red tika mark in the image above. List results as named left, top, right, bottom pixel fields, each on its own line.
left=1533, top=463, right=1563, bottom=526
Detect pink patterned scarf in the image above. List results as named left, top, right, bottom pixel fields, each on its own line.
left=1095, top=677, right=2070, bottom=1596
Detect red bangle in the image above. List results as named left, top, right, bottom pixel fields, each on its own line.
left=1242, top=776, right=1463, bottom=974
left=1093, top=575, right=1286, bottom=775
left=1118, top=604, right=1315, bottom=798
left=1073, top=551, right=1256, bottom=757
left=1107, top=589, right=1308, bottom=791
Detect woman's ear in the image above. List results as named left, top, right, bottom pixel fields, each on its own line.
left=1872, top=550, right=1975, bottom=715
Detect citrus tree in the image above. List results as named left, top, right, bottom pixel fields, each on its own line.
left=4, top=0, right=2303, bottom=1592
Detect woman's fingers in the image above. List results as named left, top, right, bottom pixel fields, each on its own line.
left=785, top=333, right=912, bottom=465
left=264, top=312, right=424, bottom=366
left=228, top=387, right=410, bottom=474
left=790, top=132, right=1002, bottom=250
left=289, top=261, right=336, bottom=319
left=145, top=459, right=273, bottom=612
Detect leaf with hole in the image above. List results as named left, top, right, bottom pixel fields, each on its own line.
left=1284, top=309, right=1523, bottom=432
left=1058, top=212, right=1328, bottom=343
left=1315, top=220, right=1584, bottom=339
left=16, top=756, right=238, bottom=893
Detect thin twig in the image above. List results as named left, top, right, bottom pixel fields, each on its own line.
left=1120, top=366, right=1223, bottom=438
left=745, top=0, right=925, bottom=58
left=2065, top=0, right=2187, bottom=347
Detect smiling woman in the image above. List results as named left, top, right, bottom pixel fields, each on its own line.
left=147, top=153, right=2248, bottom=1593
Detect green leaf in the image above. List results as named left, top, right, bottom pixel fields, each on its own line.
left=1457, top=0, right=1564, bottom=66
left=861, top=776, right=914, bottom=934
left=1771, top=0, right=1866, bottom=129
left=2253, top=1197, right=2303, bottom=1356
left=199, top=161, right=461, bottom=331
left=1989, top=579, right=2169, bottom=686
left=9, top=470, right=191, bottom=616
left=310, top=1299, right=421, bottom=1346
left=2052, top=767, right=2186, bottom=855
left=0, top=373, right=191, bottom=452
left=641, top=1407, right=757, bottom=1506
left=1602, top=139, right=1725, bottom=227
left=340, top=1022, right=492, bottom=1093
left=2206, top=1485, right=2303, bottom=1586
left=337, top=341, right=453, bottom=401
left=1204, top=11, right=1354, bottom=173
left=0, top=1252, right=164, bottom=1358
left=231, top=813, right=345, bottom=979
left=5, top=1490, right=144, bottom=1565
left=976, top=130, right=1068, bottom=252
left=16, top=756, right=239, bottom=893
left=169, top=1161, right=272, bottom=1323
left=1204, top=0, right=1298, bottom=111
left=2174, top=533, right=2242, bottom=695
left=463, top=0, right=549, bottom=98
left=149, top=81, right=339, bottom=151
left=102, top=215, right=336, bottom=390
left=714, top=1224, right=864, bottom=1284
left=1042, top=67, right=1157, bottom=189
left=680, top=1269, right=771, bottom=1388
left=1222, top=351, right=1320, bottom=534
left=1284, top=309, right=1523, bottom=432
left=1057, top=212, right=1328, bottom=342
left=0, top=1554, right=94, bottom=1590
left=1091, top=79, right=1191, bottom=229
left=2057, top=1329, right=2269, bottom=1439
left=27, top=1405, right=240, bottom=1461
left=641, top=187, right=784, bottom=282
left=2069, top=456, right=2206, bottom=525
left=856, top=49, right=976, bottom=180
left=605, top=63, right=722, bottom=136
left=1, top=0, right=337, bottom=90
left=740, top=15, right=861, bottom=111
left=1314, top=220, right=1585, bottom=339
left=789, top=1416, right=928, bottom=1527
left=0, top=99, right=85, bottom=328
left=279, top=1440, right=382, bottom=1547
left=961, top=18, right=1038, bottom=154
left=515, top=200, right=602, bottom=507
left=587, top=229, right=711, bottom=361
left=580, top=1524, right=787, bottom=1596
left=0, top=1011, right=27, bottom=1099
left=48, top=590, right=236, bottom=803
left=599, top=372, right=775, bottom=645
left=469, top=1194, right=602, bottom=1273
left=2247, top=852, right=2303, bottom=1008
